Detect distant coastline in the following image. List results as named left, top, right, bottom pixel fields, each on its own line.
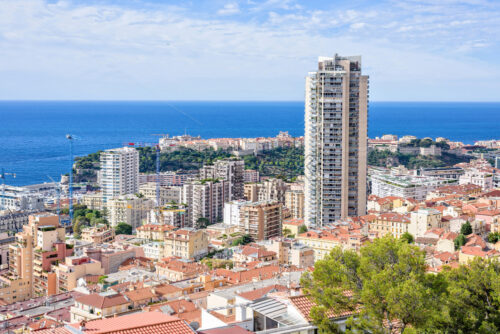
left=1, top=101, right=499, bottom=186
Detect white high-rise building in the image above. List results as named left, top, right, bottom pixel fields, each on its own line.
left=304, top=55, right=369, bottom=227
left=100, top=147, right=139, bottom=205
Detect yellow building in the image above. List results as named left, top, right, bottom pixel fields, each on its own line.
left=163, top=228, right=209, bottom=260
left=136, top=224, right=176, bottom=241
left=296, top=230, right=342, bottom=261
left=282, top=218, right=305, bottom=237
left=370, top=212, right=411, bottom=238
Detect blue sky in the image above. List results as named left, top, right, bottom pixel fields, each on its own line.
left=0, top=0, right=499, bottom=101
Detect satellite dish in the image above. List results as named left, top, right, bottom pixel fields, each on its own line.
left=189, top=322, right=200, bottom=331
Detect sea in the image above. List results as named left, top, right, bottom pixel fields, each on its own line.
left=0, top=101, right=499, bottom=186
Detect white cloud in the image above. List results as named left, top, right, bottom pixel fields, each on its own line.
left=0, top=0, right=499, bottom=101
left=217, top=3, right=240, bottom=16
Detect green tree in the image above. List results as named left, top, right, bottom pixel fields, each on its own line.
left=298, top=225, right=308, bottom=234
left=302, top=236, right=437, bottom=333
left=400, top=232, right=414, bottom=244
left=196, top=217, right=210, bottom=229
left=232, top=234, right=253, bottom=246
left=283, top=228, right=293, bottom=237
left=461, top=221, right=473, bottom=235
left=72, top=216, right=86, bottom=239
left=114, top=222, right=132, bottom=235
left=488, top=232, right=500, bottom=243
left=454, top=234, right=467, bottom=250
left=430, top=258, right=500, bottom=333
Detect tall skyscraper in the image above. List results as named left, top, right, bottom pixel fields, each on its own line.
left=100, top=147, right=140, bottom=205
left=304, top=55, right=368, bottom=227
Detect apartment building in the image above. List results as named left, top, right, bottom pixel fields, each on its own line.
left=54, top=256, right=104, bottom=293
left=71, top=292, right=131, bottom=322
left=243, top=169, right=260, bottom=183
left=80, top=192, right=103, bottom=210
left=304, top=55, right=369, bottom=226
left=408, top=208, right=443, bottom=238
left=370, top=213, right=411, bottom=238
left=0, top=214, right=65, bottom=303
left=459, top=169, right=494, bottom=190
left=244, top=178, right=288, bottom=203
left=199, top=159, right=245, bottom=200
left=163, top=228, right=209, bottom=260
left=99, top=147, right=139, bottom=205
left=81, top=225, right=115, bottom=245
left=147, top=205, right=187, bottom=227
left=285, top=189, right=305, bottom=219
left=239, top=201, right=282, bottom=241
left=139, top=171, right=196, bottom=186
left=223, top=199, right=251, bottom=226
left=32, top=223, right=73, bottom=297
left=139, top=182, right=182, bottom=206
left=370, top=173, right=456, bottom=202
left=107, top=195, right=154, bottom=231
left=136, top=224, right=176, bottom=241
left=182, top=179, right=229, bottom=227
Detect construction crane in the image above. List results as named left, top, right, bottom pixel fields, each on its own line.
left=47, top=175, right=61, bottom=226
left=66, top=134, right=75, bottom=223
left=0, top=168, right=16, bottom=211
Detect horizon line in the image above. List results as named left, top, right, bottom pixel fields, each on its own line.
left=1, top=99, right=500, bottom=103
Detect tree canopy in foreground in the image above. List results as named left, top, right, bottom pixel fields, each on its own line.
left=301, top=235, right=500, bottom=333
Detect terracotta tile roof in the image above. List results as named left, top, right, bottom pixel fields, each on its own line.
left=283, top=218, right=305, bottom=226
left=477, top=209, right=500, bottom=216
left=214, top=265, right=281, bottom=284
left=289, top=295, right=357, bottom=322
left=71, top=312, right=195, bottom=334
left=154, top=284, right=183, bottom=296
left=75, top=293, right=129, bottom=309
left=28, top=319, right=59, bottom=330
left=461, top=246, right=496, bottom=257
left=378, top=212, right=410, bottom=223
left=465, top=234, right=487, bottom=249
left=124, top=287, right=156, bottom=302
left=415, top=237, right=438, bottom=246
left=441, top=232, right=459, bottom=241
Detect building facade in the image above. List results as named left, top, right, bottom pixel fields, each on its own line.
left=99, top=147, right=139, bottom=205
left=239, top=201, right=283, bottom=241
left=304, top=55, right=368, bottom=227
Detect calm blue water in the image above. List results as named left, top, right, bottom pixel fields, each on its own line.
left=0, top=101, right=499, bottom=186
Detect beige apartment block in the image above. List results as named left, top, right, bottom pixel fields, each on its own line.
left=304, top=55, right=368, bottom=226
left=107, top=195, right=154, bottom=231
left=163, top=228, right=209, bottom=260
left=55, top=256, right=104, bottom=293
left=81, top=225, right=115, bottom=245
left=285, top=189, right=305, bottom=219
left=139, top=182, right=182, bottom=206
left=239, top=201, right=283, bottom=241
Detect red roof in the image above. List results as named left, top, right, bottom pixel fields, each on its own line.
left=71, top=312, right=195, bottom=334
left=289, top=295, right=357, bottom=322
left=75, top=293, right=129, bottom=309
